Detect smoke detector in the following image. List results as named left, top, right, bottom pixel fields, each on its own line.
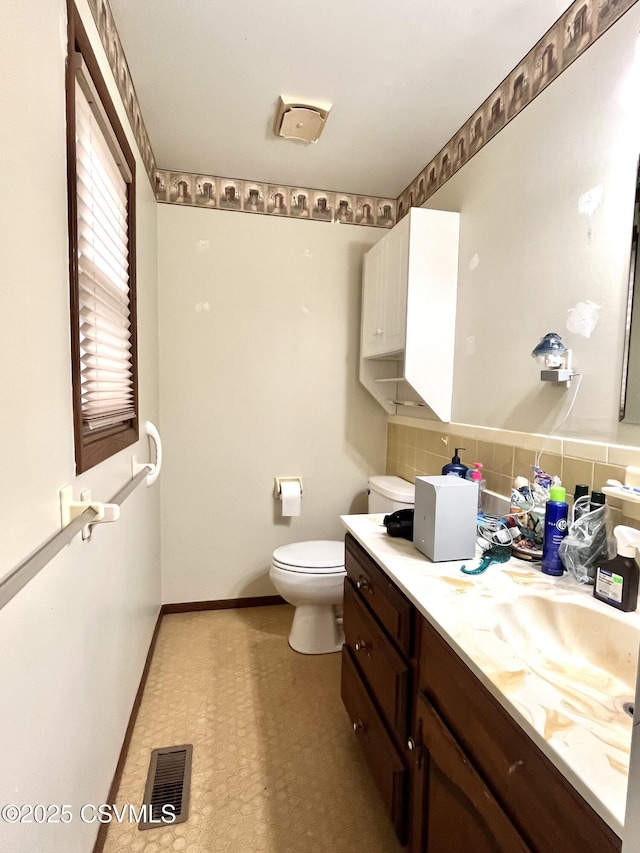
left=274, top=96, right=332, bottom=143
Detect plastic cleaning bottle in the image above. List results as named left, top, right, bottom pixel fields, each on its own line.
left=466, top=462, right=485, bottom=512
left=593, top=526, right=640, bottom=612
left=442, top=448, right=468, bottom=478
left=541, top=485, right=569, bottom=576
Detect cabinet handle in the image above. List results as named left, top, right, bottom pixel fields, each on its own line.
left=374, top=328, right=384, bottom=336
left=356, top=576, right=372, bottom=594
left=407, top=737, right=416, bottom=750
left=353, top=719, right=366, bottom=733
left=354, top=639, right=367, bottom=652
left=508, top=759, right=524, bottom=775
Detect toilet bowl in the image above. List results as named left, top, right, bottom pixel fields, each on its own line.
left=269, top=540, right=346, bottom=655
left=270, top=476, right=414, bottom=655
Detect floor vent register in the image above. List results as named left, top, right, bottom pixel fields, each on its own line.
left=139, top=744, right=193, bottom=830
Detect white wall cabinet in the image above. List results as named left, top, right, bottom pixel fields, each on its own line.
left=359, top=207, right=460, bottom=421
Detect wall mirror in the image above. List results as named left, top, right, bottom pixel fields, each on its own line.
left=620, top=158, right=640, bottom=423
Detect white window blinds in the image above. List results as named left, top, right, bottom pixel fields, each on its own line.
left=75, top=71, right=134, bottom=433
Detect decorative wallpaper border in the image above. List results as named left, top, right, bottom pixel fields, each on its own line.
left=154, top=171, right=397, bottom=227
left=88, top=0, right=638, bottom=229
left=87, top=0, right=157, bottom=186
left=396, top=0, right=640, bottom=221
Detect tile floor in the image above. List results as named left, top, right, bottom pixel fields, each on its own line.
left=102, top=605, right=404, bottom=853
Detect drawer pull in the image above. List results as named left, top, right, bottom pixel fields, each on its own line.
left=508, top=759, right=524, bottom=775
left=407, top=719, right=424, bottom=768
left=353, top=718, right=366, bottom=733
left=354, top=638, right=372, bottom=658
left=356, top=576, right=372, bottom=593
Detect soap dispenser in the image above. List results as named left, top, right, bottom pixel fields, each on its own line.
left=442, top=448, right=468, bottom=478
left=593, top=525, right=640, bottom=612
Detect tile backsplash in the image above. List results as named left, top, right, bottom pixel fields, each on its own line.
left=385, top=417, right=640, bottom=528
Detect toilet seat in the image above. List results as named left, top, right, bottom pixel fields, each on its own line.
left=272, top=540, right=345, bottom=574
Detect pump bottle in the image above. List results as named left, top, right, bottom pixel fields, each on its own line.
left=466, top=462, right=485, bottom=512
left=593, top=526, right=640, bottom=612
left=442, top=448, right=468, bottom=478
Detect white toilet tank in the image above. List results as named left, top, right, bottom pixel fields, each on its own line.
left=368, top=476, right=415, bottom=513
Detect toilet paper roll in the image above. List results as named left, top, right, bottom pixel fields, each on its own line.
left=280, top=480, right=302, bottom=516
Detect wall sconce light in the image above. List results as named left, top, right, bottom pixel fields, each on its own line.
left=531, top=332, right=576, bottom=387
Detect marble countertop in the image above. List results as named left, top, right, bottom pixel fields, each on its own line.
left=341, top=513, right=640, bottom=837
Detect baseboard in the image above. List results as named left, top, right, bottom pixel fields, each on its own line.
left=92, top=608, right=163, bottom=853
left=161, top=594, right=286, bottom=614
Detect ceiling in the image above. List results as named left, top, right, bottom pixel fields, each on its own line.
left=109, top=0, right=572, bottom=199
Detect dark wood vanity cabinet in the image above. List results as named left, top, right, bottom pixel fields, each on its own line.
left=341, top=533, right=623, bottom=853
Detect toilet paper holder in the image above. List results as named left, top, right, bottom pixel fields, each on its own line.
left=274, top=477, right=303, bottom=499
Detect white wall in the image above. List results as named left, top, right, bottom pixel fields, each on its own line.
left=0, top=2, right=160, bottom=850
left=158, top=206, right=387, bottom=602
left=420, top=5, right=640, bottom=446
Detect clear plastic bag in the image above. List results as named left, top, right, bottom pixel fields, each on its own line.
left=558, top=504, right=615, bottom=584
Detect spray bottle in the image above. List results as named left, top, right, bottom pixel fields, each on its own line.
left=541, top=485, right=569, bottom=576
left=593, top=526, right=640, bottom=612
left=573, top=484, right=590, bottom=520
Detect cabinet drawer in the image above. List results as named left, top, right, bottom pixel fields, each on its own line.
left=419, top=618, right=621, bottom=853
left=345, top=533, right=412, bottom=657
left=341, top=645, right=408, bottom=843
left=343, top=580, right=409, bottom=741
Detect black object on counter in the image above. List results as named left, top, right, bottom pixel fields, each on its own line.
left=384, top=508, right=414, bottom=540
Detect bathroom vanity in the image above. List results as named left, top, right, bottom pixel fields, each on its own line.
left=340, top=515, right=637, bottom=852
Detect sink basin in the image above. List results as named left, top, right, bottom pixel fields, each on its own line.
left=492, top=593, right=640, bottom=696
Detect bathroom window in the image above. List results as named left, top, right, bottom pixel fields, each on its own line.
left=66, top=6, right=138, bottom=473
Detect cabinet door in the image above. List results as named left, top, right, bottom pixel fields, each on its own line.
left=380, top=222, right=408, bottom=355
left=361, top=225, right=408, bottom=358
left=415, top=692, right=532, bottom=853
left=361, top=240, right=384, bottom=358
left=341, top=646, right=409, bottom=843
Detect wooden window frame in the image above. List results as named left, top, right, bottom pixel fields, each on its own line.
left=65, top=3, right=138, bottom=474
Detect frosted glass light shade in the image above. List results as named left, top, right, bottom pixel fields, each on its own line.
left=531, top=332, right=567, bottom=367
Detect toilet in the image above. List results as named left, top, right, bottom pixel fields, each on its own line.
left=269, top=476, right=415, bottom=655
left=367, top=475, right=416, bottom=514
